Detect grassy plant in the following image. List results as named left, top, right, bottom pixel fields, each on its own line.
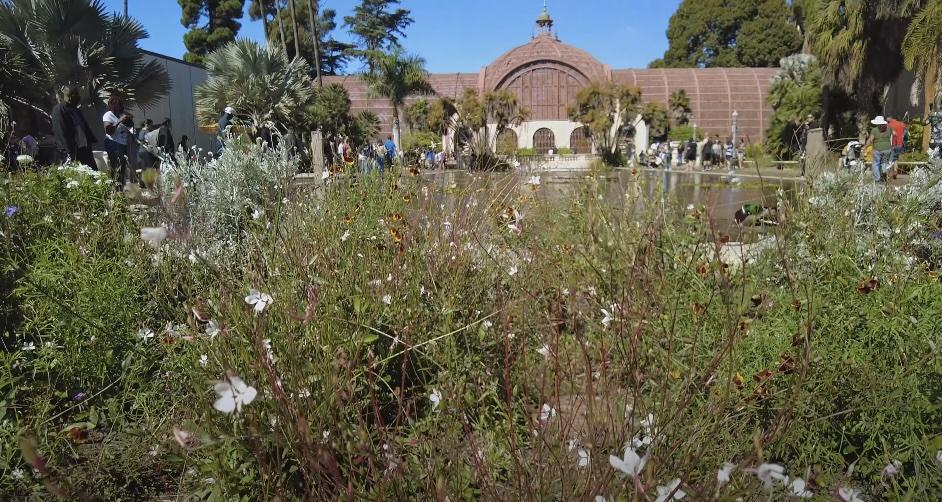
left=3, top=154, right=942, bottom=499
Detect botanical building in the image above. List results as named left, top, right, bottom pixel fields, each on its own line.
left=326, top=6, right=779, bottom=154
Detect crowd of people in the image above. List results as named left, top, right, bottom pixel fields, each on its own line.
left=642, top=135, right=746, bottom=170
left=3, top=85, right=182, bottom=189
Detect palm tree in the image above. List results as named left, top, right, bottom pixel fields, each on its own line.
left=0, top=0, right=170, bottom=119
left=807, top=0, right=912, bottom=128
left=195, top=39, right=314, bottom=130
left=483, top=90, right=529, bottom=150
left=362, top=48, right=434, bottom=149
left=669, top=89, right=692, bottom=126
left=902, top=0, right=942, bottom=149
left=642, top=102, right=671, bottom=140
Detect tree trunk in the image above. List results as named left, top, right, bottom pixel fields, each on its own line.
left=288, top=0, right=301, bottom=59
left=924, top=56, right=938, bottom=151
left=392, top=106, right=401, bottom=155
left=274, top=1, right=288, bottom=55
left=260, top=0, right=270, bottom=44
left=307, top=0, right=323, bottom=87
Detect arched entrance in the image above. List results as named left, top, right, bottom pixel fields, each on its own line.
left=496, top=129, right=518, bottom=155
left=533, top=128, right=555, bottom=154
left=569, top=127, right=591, bottom=154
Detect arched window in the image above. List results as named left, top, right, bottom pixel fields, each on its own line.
left=569, top=127, right=592, bottom=154
left=496, top=129, right=518, bottom=155
left=533, top=128, right=556, bottom=154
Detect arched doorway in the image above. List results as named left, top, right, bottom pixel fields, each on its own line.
left=569, top=127, right=592, bottom=154
left=533, top=128, right=555, bottom=154
left=496, top=129, right=518, bottom=155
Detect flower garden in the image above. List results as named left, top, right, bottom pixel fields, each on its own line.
left=1, top=139, right=941, bottom=500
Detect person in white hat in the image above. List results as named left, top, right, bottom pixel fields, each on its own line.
left=866, top=115, right=892, bottom=183
left=217, top=106, right=235, bottom=154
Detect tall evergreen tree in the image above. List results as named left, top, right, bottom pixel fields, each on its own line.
left=344, top=0, right=413, bottom=65
left=654, top=0, right=800, bottom=68
left=179, top=0, right=246, bottom=64
left=249, top=0, right=352, bottom=76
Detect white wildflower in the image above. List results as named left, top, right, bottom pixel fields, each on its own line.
left=21, top=342, right=36, bottom=352
left=205, top=320, right=220, bottom=338
left=577, top=448, right=590, bottom=468
left=837, top=486, right=863, bottom=502
left=537, top=344, right=551, bottom=358
left=755, top=463, right=786, bottom=488
left=341, top=230, right=351, bottom=242
left=508, top=265, right=518, bottom=277
left=244, top=289, right=273, bottom=314
left=883, top=460, right=902, bottom=477
left=213, top=375, right=258, bottom=414
left=140, top=227, right=169, bottom=247
left=601, top=304, right=619, bottom=328
left=539, top=403, right=556, bottom=423
left=11, top=468, right=24, bottom=479
left=382, top=294, right=392, bottom=305
left=138, top=328, right=155, bottom=341
left=609, top=446, right=647, bottom=478
left=655, top=478, right=686, bottom=502
left=429, top=389, right=442, bottom=410
left=199, top=354, right=208, bottom=367
left=717, top=462, right=735, bottom=486
left=788, top=477, right=813, bottom=498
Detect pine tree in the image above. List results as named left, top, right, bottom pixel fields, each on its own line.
left=248, top=0, right=352, bottom=76
left=179, top=0, right=246, bottom=64
left=344, top=0, right=413, bottom=66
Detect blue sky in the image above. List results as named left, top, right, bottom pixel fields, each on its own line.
left=102, top=0, right=681, bottom=72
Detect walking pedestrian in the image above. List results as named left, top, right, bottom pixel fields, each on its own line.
left=887, top=114, right=907, bottom=162
left=102, top=96, right=132, bottom=187
left=798, top=114, right=814, bottom=176
left=137, top=119, right=156, bottom=170
left=51, top=85, right=96, bottom=167
left=866, top=116, right=893, bottom=183
left=711, top=136, right=722, bottom=169
left=217, top=106, right=234, bottom=154
left=384, top=135, right=396, bottom=169
left=156, top=118, right=174, bottom=156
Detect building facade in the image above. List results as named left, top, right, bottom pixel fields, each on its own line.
left=325, top=6, right=779, bottom=155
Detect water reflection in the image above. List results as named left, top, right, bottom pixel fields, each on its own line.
left=421, top=169, right=798, bottom=232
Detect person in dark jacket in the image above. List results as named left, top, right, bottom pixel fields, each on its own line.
left=156, top=118, right=174, bottom=156
left=51, top=85, right=97, bottom=167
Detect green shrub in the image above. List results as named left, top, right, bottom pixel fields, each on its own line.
left=668, top=125, right=703, bottom=141
left=6, top=154, right=942, bottom=500
left=0, top=165, right=189, bottom=498
left=557, top=147, right=572, bottom=155
left=516, top=147, right=536, bottom=157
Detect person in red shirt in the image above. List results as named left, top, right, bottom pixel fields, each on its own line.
left=887, top=115, right=907, bottom=162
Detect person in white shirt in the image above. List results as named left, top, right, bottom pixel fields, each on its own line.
left=102, top=96, right=131, bottom=187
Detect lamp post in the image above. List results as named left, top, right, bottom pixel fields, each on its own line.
left=731, top=110, right=739, bottom=147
